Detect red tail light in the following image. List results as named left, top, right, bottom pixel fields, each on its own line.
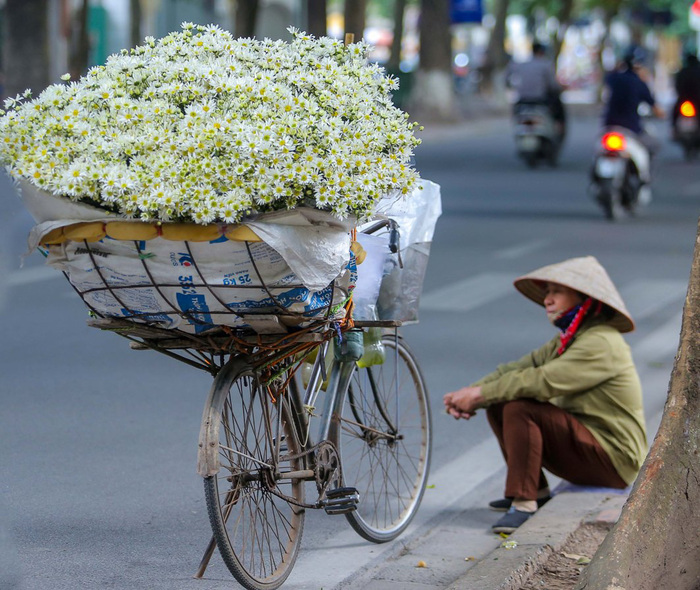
left=680, top=101, right=696, bottom=117
left=602, top=132, right=626, bottom=151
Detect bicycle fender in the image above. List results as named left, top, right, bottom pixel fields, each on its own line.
left=197, top=358, right=250, bottom=478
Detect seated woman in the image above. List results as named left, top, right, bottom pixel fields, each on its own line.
left=443, top=256, right=648, bottom=534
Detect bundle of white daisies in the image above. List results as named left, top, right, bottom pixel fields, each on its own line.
left=0, top=23, right=421, bottom=225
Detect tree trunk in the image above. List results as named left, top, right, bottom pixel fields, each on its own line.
left=69, top=0, right=90, bottom=79
left=130, top=0, right=142, bottom=48
left=576, top=218, right=700, bottom=590
left=552, top=0, right=574, bottom=67
left=387, top=0, right=407, bottom=71
left=408, top=0, right=456, bottom=122
left=344, top=0, right=367, bottom=41
left=235, top=0, right=259, bottom=38
left=307, top=0, right=327, bottom=37
left=593, top=8, right=615, bottom=104
left=480, top=0, right=509, bottom=95
left=3, top=0, right=50, bottom=98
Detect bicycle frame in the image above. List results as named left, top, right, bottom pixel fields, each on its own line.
left=196, top=324, right=400, bottom=487
left=196, top=338, right=355, bottom=482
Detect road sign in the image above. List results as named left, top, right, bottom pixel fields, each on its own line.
left=451, top=0, right=483, bottom=24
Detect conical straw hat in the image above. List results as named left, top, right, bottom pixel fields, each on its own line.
left=513, top=256, right=635, bottom=333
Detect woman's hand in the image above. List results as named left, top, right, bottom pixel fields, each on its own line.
left=443, top=386, right=485, bottom=420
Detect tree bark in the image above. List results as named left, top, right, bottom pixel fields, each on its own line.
left=576, top=218, right=700, bottom=590
left=69, top=0, right=90, bottom=79
left=552, top=0, right=574, bottom=66
left=235, top=0, right=259, bottom=38
left=307, top=0, right=327, bottom=37
left=344, top=0, right=367, bottom=41
left=387, top=0, right=407, bottom=71
left=480, top=0, right=509, bottom=94
left=593, top=8, right=615, bottom=103
left=130, top=0, right=142, bottom=48
left=407, top=0, right=457, bottom=122
left=3, top=0, right=50, bottom=98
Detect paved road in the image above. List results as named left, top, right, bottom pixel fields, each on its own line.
left=1, top=109, right=696, bottom=590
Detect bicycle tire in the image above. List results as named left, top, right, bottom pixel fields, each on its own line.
left=332, top=334, right=431, bottom=543
left=203, top=363, right=305, bottom=590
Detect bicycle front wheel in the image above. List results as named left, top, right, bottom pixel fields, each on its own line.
left=203, top=363, right=305, bottom=590
left=333, top=334, right=432, bottom=542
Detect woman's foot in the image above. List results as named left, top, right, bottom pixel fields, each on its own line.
left=488, top=494, right=551, bottom=512
left=491, top=506, right=536, bottom=534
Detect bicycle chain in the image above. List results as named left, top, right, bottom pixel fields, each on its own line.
left=260, top=441, right=343, bottom=510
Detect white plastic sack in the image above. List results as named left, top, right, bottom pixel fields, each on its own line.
left=45, top=236, right=354, bottom=334
left=16, top=179, right=357, bottom=334
left=18, top=179, right=354, bottom=293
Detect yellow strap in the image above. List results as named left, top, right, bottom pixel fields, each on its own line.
left=41, top=221, right=262, bottom=244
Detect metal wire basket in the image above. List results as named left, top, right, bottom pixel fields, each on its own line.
left=44, top=232, right=354, bottom=366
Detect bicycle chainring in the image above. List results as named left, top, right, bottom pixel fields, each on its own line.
left=314, top=440, right=342, bottom=495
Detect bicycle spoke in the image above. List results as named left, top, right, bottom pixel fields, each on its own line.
left=203, top=363, right=305, bottom=589
left=333, top=336, right=431, bottom=542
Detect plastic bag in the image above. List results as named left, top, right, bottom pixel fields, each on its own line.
left=374, top=180, right=442, bottom=324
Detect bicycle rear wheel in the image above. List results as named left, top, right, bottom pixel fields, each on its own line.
left=203, top=363, right=305, bottom=590
left=332, top=334, right=431, bottom=542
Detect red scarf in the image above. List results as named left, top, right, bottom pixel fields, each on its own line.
left=557, top=297, right=597, bottom=355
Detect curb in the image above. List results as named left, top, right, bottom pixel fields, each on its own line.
left=446, top=491, right=627, bottom=590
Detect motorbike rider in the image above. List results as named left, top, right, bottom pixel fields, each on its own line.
left=600, top=49, right=664, bottom=203
left=507, top=42, right=566, bottom=137
left=672, top=52, right=700, bottom=126
left=602, top=49, right=664, bottom=154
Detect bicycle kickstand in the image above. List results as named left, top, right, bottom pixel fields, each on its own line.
left=193, top=535, right=217, bottom=579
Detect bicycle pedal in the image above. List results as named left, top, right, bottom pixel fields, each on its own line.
left=321, top=487, right=360, bottom=515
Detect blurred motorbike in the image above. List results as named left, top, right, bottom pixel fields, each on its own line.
left=672, top=100, right=700, bottom=160
left=589, top=127, right=651, bottom=220
left=513, top=103, right=563, bottom=168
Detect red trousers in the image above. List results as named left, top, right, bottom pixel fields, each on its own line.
left=486, top=399, right=627, bottom=500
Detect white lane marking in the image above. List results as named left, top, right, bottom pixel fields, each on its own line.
left=493, top=239, right=551, bottom=260
left=419, top=272, right=514, bottom=312
left=7, top=266, right=61, bottom=287
left=619, top=280, right=687, bottom=321
left=288, top=437, right=504, bottom=589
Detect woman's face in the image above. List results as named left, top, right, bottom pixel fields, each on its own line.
left=543, top=282, right=584, bottom=320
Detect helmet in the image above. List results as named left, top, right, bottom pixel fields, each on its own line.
left=623, top=46, right=647, bottom=69
left=683, top=51, right=699, bottom=68
left=532, top=42, right=547, bottom=56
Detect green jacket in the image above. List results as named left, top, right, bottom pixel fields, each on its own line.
left=475, top=320, right=648, bottom=485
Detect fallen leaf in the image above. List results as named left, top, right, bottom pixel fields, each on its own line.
left=416, top=560, right=427, bottom=568
left=501, top=540, right=518, bottom=549
left=563, top=552, right=587, bottom=561
left=464, top=556, right=475, bottom=561
left=426, top=484, right=436, bottom=489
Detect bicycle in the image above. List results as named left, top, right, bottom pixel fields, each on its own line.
left=54, top=218, right=432, bottom=590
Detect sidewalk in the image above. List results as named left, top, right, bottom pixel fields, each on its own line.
left=447, top=490, right=627, bottom=590
left=337, top=411, right=667, bottom=590
left=345, top=486, right=628, bottom=590
left=341, top=409, right=664, bottom=590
